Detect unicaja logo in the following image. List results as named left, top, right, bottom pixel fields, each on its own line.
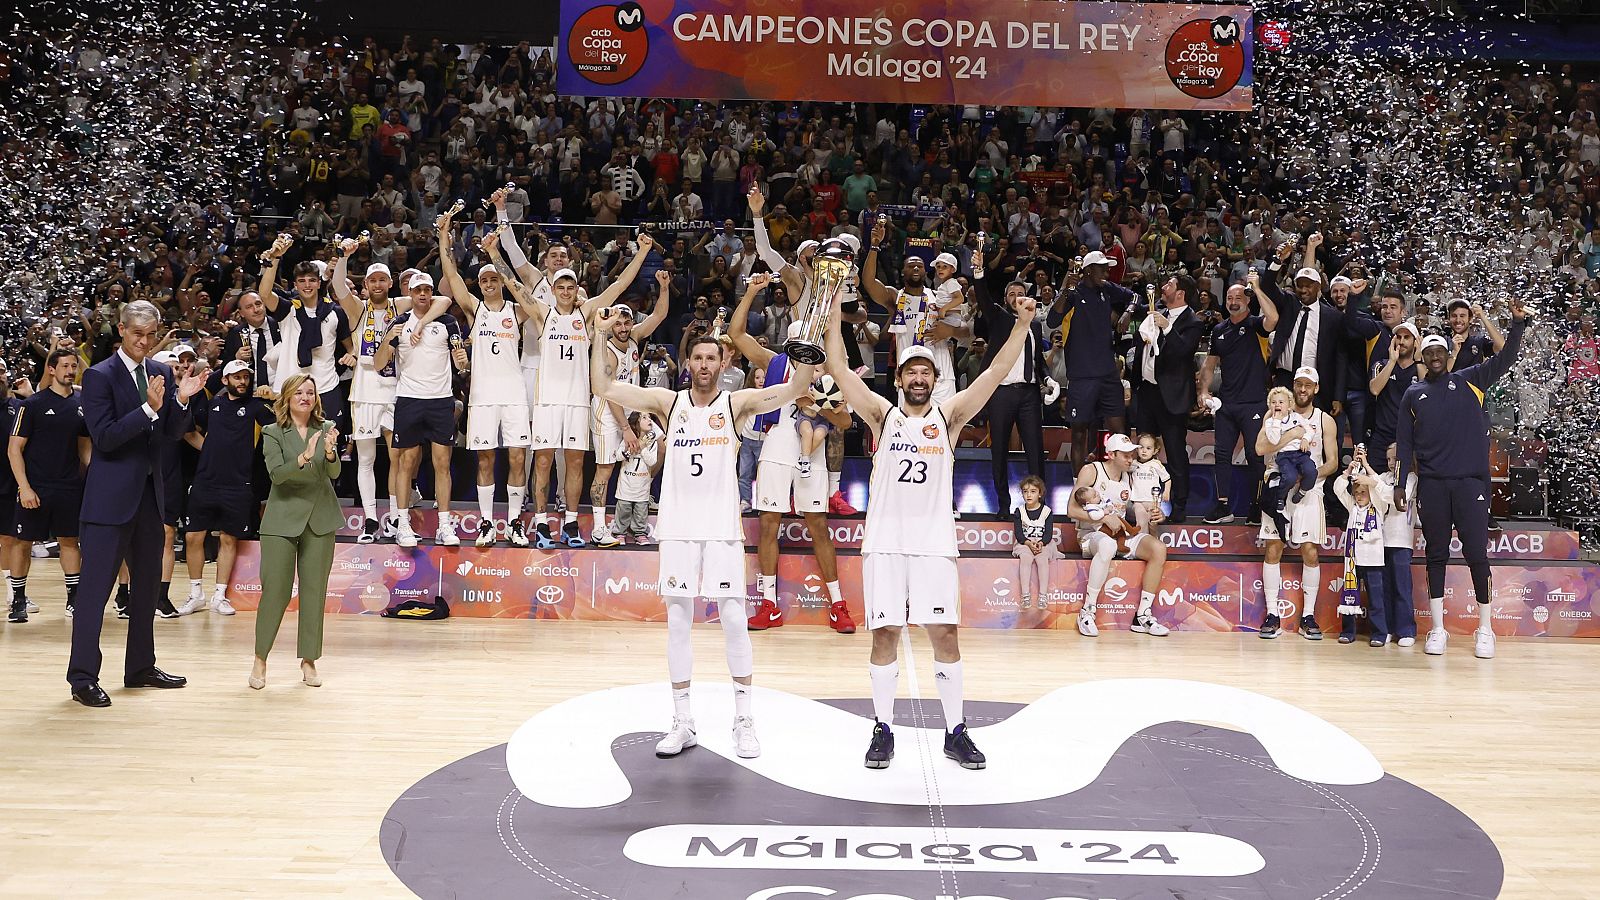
left=456, top=560, right=474, bottom=577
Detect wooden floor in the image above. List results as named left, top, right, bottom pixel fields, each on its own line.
left=1, top=559, right=1597, bottom=899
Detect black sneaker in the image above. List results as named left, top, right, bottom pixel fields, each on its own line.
left=1203, top=501, right=1235, bottom=525
left=1289, top=488, right=1305, bottom=505
left=357, top=518, right=380, bottom=544
left=1245, top=502, right=1262, bottom=525
left=114, top=589, right=130, bottom=620
left=1299, top=614, right=1323, bottom=640
left=943, top=723, right=986, bottom=770
left=1259, top=613, right=1281, bottom=639
left=7, top=597, right=26, bottom=623
left=155, top=595, right=180, bottom=619
left=63, top=601, right=74, bottom=619
left=865, top=722, right=894, bottom=769
left=1486, top=516, right=1503, bottom=533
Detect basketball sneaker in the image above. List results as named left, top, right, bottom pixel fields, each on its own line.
left=1473, top=628, right=1495, bottom=659
left=436, top=515, right=461, bottom=547
left=1203, top=501, right=1235, bottom=525
left=396, top=516, right=419, bottom=548
left=1397, top=636, right=1416, bottom=648
left=1424, top=627, right=1448, bottom=655
left=357, top=518, right=380, bottom=544
left=630, top=529, right=655, bottom=546
left=1259, top=613, right=1281, bottom=638
left=25, top=598, right=38, bottom=614
left=733, top=716, right=761, bottom=759
left=1299, top=614, right=1323, bottom=640
left=828, top=600, right=856, bottom=634
left=155, top=595, right=180, bottom=619
left=796, top=457, right=812, bottom=479
left=747, top=598, right=784, bottom=630
left=1130, top=614, right=1170, bottom=637
left=864, top=722, right=894, bottom=769
left=7, top=596, right=26, bottom=623
left=210, top=595, right=236, bottom=616
left=828, top=491, right=858, bottom=516
left=944, top=724, right=986, bottom=770
left=591, top=525, right=620, bottom=548
left=475, top=521, right=497, bottom=548
left=655, top=716, right=697, bottom=757
left=1077, top=609, right=1099, bottom=637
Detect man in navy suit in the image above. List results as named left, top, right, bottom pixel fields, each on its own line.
left=69, top=301, right=208, bottom=707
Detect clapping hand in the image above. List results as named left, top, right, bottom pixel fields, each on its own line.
left=324, top=425, right=340, bottom=460
left=146, top=373, right=166, bottom=411
left=176, top=367, right=206, bottom=403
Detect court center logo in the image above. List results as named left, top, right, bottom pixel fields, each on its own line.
left=1164, top=16, right=1246, bottom=100
left=383, top=680, right=1502, bottom=899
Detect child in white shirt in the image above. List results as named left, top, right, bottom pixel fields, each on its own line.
left=1130, top=433, right=1171, bottom=531
left=1012, top=476, right=1062, bottom=609
left=1333, top=447, right=1394, bottom=645
left=1378, top=444, right=1419, bottom=646
left=613, top=412, right=660, bottom=545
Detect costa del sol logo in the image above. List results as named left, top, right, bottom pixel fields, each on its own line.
left=382, top=681, right=1503, bottom=899
left=1164, top=16, right=1246, bottom=100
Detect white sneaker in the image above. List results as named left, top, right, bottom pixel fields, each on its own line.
left=1473, top=628, right=1495, bottom=659
left=396, top=517, right=419, bottom=548
left=1397, top=636, right=1416, bottom=648
left=436, top=516, right=461, bottom=547
left=1130, top=614, right=1170, bottom=637
left=655, top=716, right=697, bottom=757
left=796, top=457, right=812, bottom=479
left=1077, top=610, right=1099, bottom=637
left=1423, top=628, right=1447, bottom=655
left=177, top=592, right=207, bottom=617
left=26, top=599, right=39, bottom=614
left=733, top=716, right=761, bottom=759
left=475, top=522, right=497, bottom=548
left=210, top=596, right=236, bottom=616
left=591, top=525, right=620, bottom=548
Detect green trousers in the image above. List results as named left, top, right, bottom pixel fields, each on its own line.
left=255, top=531, right=335, bottom=661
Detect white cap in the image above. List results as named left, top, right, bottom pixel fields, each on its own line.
left=836, top=233, right=861, bottom=254
left=174, top=343, right=197, bottom=358
left=796, top=240, right=820, bottom=256
left=786, top=320, right=805, bottom=340
left=398, top=267, right=421, bottom=286
left=1294, top=266, right=1322, bottom=284
left=1104, top=433, right=1138, bottom=454
left=896, top=345, right=938, bottom=372
left=222, top=359, right=252, bottom=377
left=409, top=271, right=435, bottom=288
left=1081, top=250, right=1113, bottom=268
left=1329, top=275, right=1353, bottom=288
left=365, top=263, right=392, bottom=279
left=311, top=259, right=329, bottom=280
left=551, top=267, right=578, bottom=283
left=1393, top=322, right=1420, bottom=339
left=608, top=303, right=634, bottom=319
left=477, top=263, right=501, bottom=278
left=152, top=350, right=177, bottom=366
left=1420, top=334, right=1450, bottom=353
left=932, top=252, right=959, bottom=270
left=1293, top=365, right=1320, bottom=384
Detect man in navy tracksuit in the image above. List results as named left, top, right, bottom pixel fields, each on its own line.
left=1396, top=300, right=1526, bottom=660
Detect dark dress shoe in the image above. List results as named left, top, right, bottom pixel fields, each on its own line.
left=124, top=667, right=187, bottom=689
left=72, top=684, right=112, bottom=707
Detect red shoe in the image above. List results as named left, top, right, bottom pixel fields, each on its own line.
left=747, top=598, right=784, bottom=630
left=828, top=491, right=858, bottom=516
left=828, top=600, right=856, bottom=634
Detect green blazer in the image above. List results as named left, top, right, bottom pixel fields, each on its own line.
left=260, top=422, right=344, bottom=538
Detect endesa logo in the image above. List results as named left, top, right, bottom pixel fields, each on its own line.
left=569, top=3, right=649, bottom=86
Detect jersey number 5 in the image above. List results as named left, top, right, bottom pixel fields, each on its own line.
left=897, top=459, right=927, bottom=484
left=689, top=452, right=704, bottom=477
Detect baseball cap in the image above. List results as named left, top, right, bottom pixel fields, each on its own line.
left=1294, top=266, right=1322, bottom=284
left=1081, top=250, right=1113, bottom=267
left=1329, top=275, right=1353, bottom=288
left=1393, top=322, right=1420, bottom=339
left=835, top=233, right=861, bottom=254
left=174, top=343, right=197, bottom=358
left=1293, top=365, right=1320, bottom=384
left=1420, top=334, right=1450, bottom=353
left=607, top=303, right=634, bottom=319
left=896, top=345, right=939, bottom=372
left=409, top=272, right=435, bottom=288
left=222, top=359, right=252, bottom=377
left=932, top=252, right=959, bottom=270
left=478, top=263, right=502, bottom=278
left=1104, top=433, right=1138, bottom=454
left=311, top=259, right=329, bottom=280
left=152, top=350, right=177, bottom=366
left=365, top=263, right=391, bottom=279
left=796, top=240, right=820, bottom=256
left=1446, top=298, right=1471, bottom=313
left=786, top=320, right=805, bottom=340
left=551, top=267, right=578, bottom=283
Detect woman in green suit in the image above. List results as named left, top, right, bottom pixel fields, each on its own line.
left=251, top=375, right=343, bottom=689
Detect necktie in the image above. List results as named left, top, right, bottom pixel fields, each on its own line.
left=254, top=327, right=269, bottom=385
left=1291, top=307, right=1311, bottom=370
left=134, top=362, right=148, bottom=400
left=1023, top=324, right=1036, bottom=383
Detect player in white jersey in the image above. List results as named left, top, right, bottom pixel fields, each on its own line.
left=589, top=269, right=670, bottom=547
left=330, top=242, right=419, bottom=543
left=820, top=281, right=1038, bottom=771
left=1066, top=433, right=1172, bottom=639
left=748, top=186, right=820, bottom=312
left=513, top=231, right=651, bottom=548
left=860, top=225, right=968, bottom=407
left=439, top=226, right=539, bottom=548
left=589, top=308, right=816, bottom=761
left=1253, top=367, right=1339, bottom=640
left=727, top=274, right=856, bottom=634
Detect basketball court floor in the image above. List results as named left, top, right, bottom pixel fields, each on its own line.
left=1, top=559, right=1596, bottom=899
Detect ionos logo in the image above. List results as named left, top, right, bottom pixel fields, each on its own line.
left=1164, top=17, right=1246, bottom=100
left=384, top=682, right=1504, bottom=898
left=568, top=3, right=650, bottom=86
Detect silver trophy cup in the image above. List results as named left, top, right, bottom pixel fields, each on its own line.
left=785, top=240, right=855, bottom=366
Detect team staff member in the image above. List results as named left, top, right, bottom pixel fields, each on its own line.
left=1261, top=234, right=1345, bottom=412
left=181, top=360, right=275, bottom=616
left=251, top=375, right=342, bottom=691
left=8, top=349, right=89, bottom=619
left=1, top=363, right=27, bottom=623
left=1129, top=274, right=1203, bottom=523
left=156, top=346, right=200, bottom=618
left=1397, top=300, right=1527, bottom=660
left=1366, top=322, right=1421, bottom=470
left=1445, top=299, right=1504, bottom=372
left=1198, top=273, right=1279, bottom=524
left=1051, top=250, right=1133, bottom=474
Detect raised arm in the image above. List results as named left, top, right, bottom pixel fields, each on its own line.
left=580, top=232, right=653, bottom=316
left=822, top=291, right=891, bottom=435
left=589, top=308, right=675, bottom=420
left=726, top=272, right=778, bottom=370
left=748, top=187, right=789, bottom=272
left=329, top=238, right=363, bottom=323
left=632, top=269, right=673, bottom=342
left=1247, top=269, right=1279, bottom=332
left=731, top=360, right=816, bottom=422
left=859, top=219, right=897, bottom=311
left=1475, top=303, right=1506, bottom=353
left=438, top=224, right=480, bottom=318
left=1467, top=300, right=1527, bottom=392
left=256, top=233, right=293, bottom=313
left=942, top=297, right=1037, bottom=430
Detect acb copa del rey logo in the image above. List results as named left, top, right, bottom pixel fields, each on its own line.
left=569, top=1, right=649, bottom=85
left=1164, top=15, right=1246, bottom=100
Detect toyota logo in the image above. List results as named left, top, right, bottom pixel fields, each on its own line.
left=536, top=585, right=565, bottom=605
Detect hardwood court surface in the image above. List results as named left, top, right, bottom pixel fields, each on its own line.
left=0, top=560, right=1596, bottom=899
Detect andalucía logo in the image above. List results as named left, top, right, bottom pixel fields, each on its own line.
left=382, top=680, right=1502, bottom=898
left=568, top=2, right=649, bottom=86
left=1164, top=17, right=1246, bottom=100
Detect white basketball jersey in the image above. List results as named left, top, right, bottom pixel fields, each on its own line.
left=889, top=287, right=956, bottom=386
left=592, top=339, right=641, bottom=428
left=755, top=359, right=808, bottom=467
left=349, top=299, right=398, bottom=404
left=534, top=305, right=591, bottom=407
left=1078, top=462, right=1134, bottom=538
left=862, top=406, right=957, bottom=557
left=657, top=390, right=743, bottom=542
left=522, top=276, right=586, bottom=368
left=469, top=299, right=524, bottom=406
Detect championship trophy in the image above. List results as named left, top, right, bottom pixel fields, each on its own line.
left=785, top=238, right=855, bottom=365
